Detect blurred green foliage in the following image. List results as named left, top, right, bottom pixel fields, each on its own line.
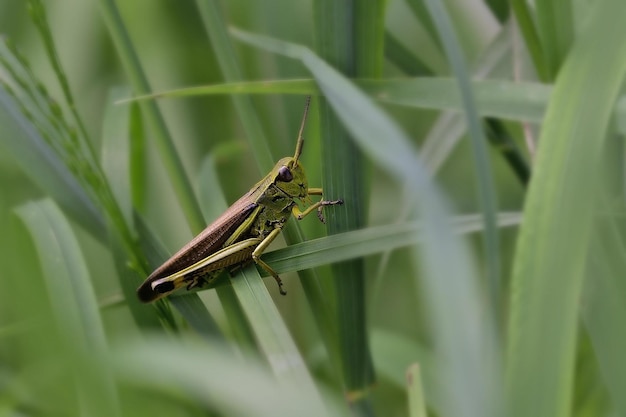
left=1, top=1, right=626, bottom=417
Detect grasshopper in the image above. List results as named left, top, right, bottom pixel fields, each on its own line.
left=137, top=97, right=343, bottom=302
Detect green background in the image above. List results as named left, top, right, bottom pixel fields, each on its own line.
left=1, top=1, right=626, bottom=416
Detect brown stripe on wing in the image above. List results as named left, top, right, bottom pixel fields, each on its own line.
left=137, top=194, right=258, bottom=302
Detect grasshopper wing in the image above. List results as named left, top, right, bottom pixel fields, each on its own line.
left=137, top=194, right=258, bottom=302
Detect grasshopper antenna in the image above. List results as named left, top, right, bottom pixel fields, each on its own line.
left=293, top=95, right=311, bottom=163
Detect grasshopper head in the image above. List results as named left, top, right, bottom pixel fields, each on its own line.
left=273, top=156, right=308, bottom=199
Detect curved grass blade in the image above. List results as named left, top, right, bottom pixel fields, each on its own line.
left=232, top=265, right=323, bottom=400
left=261, top=212, right=521, bottom=276
left=505, top=2, right=626, bottom=416
left=119, top=78, right=549, bottom=126
left=97, top=0, right=205, bottom=234
left=15, top=199, right=120, bottom=417
left=194, top=0, right=273, bottom=172
left=423, top=0, right=501, bottom=315
left=102, top=86, right=136, bottom=232
left=313, top=0, right=380, bottom=405
left=112, top=336, right=343, bottom=417
left=0, top=87, right=105, bottom=238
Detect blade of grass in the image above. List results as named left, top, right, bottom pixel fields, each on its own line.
left=0, top=86, right=105, bottom=238
left=28, top=0, right=100, bottom=172
left=260, top=212, right=521, bottom=276
left=101, top=85, right=174, bottom=330
left=231, top=265, right=324, bottom=402
left=384, top=30, right=432, bottom=75
left=406, top=364, right=427, bottom=417
left=121, top=77, right=550, bottom=126
left=102, top=87, right=135, bottom=232
left=97, top=0, right=205, bottom=234
left=510, top=0, right=548, bottom=81
left=112, top=336, right=342, bottom=417
left=15, top=199, right=120, bottom=417
left=483, top=0, right=509, bottom=22
left=535, top=0, right=573, bottom=80
left=583, top=212, right=626, bottom=416
left=580, top=137, right=626, bottom=416
left=194, top=0, right=273, bottom=171
left=101, top=86, right=148, bottom=217
left=505, top=2, right=626, bottom=416
left=423, top=0, right=501, bottom=316
left=313, top=1, right=381, bottom=406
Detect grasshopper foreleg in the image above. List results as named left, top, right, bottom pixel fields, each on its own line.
left=292, top=196, right=343, bottom=223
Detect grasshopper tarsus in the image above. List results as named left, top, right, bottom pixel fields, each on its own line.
left=322, top=198, right=344, bottom=207
left=316, top=206, right=326, bottom=223
left=317, top=198, right=344, bottom=223
left=259, top=268, right=288, bottom=295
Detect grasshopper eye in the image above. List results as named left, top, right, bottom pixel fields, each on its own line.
left=277, top=166, right=293, bottom=182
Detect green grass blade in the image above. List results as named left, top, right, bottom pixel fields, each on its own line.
left=169, top=294, right=222, bottom=336
left=580, top=136, right=626, bottom=415
left=505, top=2, right=626, bottom=416
left=122, top=77, right=550, bottom=128
left=510, top=0, right=548, bottom=81
left=261, top=212, right=521, bottom=276
left=583, top=211, right=626, bottom=416
left=101, top=85, right=175, bottom=330
left=404, top=0, right=441, bottom=50
left=194, top=0, right=273, bottom=172
left=423, top=0, right=501, bottom=315
left=102, top=86, right=147, bottom=216
left=28, top=0, right=98, bottom=166
left=232, top=265, right=324, bottom=399
left=112, top=336, right=343, bottom=417
left=102, top=86, right=135, bottom=228
left=0, top=87, right=105, bottom=237
left=535, top=0, right=573, bottom=79
left=483, top=0, right=509, bottom=22
left=406, top=364, right=427, bottom=417
left=314, top=0, right=379, bottom=404
left=97, top=0, right=205, bottom=234
left=353, top=1, right=385, bottom=77
left=384, top=30, right=432, bottom=75
left=15, top=199, right=120, bottom=417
